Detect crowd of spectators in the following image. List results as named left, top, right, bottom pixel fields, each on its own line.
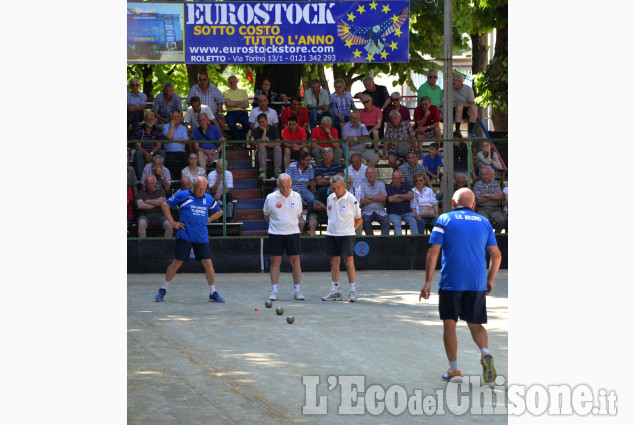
left=126, top=70, right=507, bottom=236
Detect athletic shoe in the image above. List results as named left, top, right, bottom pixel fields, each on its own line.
left=258, top=171, right=267, bottom=180
left=209, top=291, right=225, bottom=303
left=349, top=291, right=357, bottom=302
left=294, top=291, right=305, bottom=300
left=321, top=291, right=341, bottom=301
left=155, top=288, right=167, bottom=302
left=441, top=368, right=463, bottom=383
left=467, top=130, right=476, bottom=138
left=481, top=354, right=497, bottom=384
left=268, top=291, right=279, bottom=301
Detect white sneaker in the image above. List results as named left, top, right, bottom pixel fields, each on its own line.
left=349, top=291, right=357, bottom=302
left=268, top=291, right=278, bottom=301
left=294, top=291, right=305, bottom=300
left=321, top=291, right=342, bottom=301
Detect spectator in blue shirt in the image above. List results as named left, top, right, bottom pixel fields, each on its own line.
left=423, top=142, right=443, bottom=182
left=127, top=78, right=146, bottom=134
left=385, top=171, right=418, bottom=235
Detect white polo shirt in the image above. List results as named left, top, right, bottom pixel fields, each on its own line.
left=263, top=190, right=303, bottom=235
left=325, top=190, right=361, bottom=236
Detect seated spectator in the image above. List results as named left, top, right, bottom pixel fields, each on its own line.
left=192, top=113, right=225, bottom=170
left=398, top=149, right=425, bottom=186
left=503, top=185, right=508, bottom=220
left=417, top=69, right=443, bottom=109
left=141, top=154, right=171, bottom=193
left=127, top=78, right=146, bottom=134
left=152, top=81, right=182, bottom=125
left=223, top=75, right=250, bottom=141
left=454, top=172, right=469, bottom=191
left=355, top=76, right=391, bottom=111
left=252, top=113, right=282, bottom=180
left=280, top=95, right=310, bottom=135
left=305, top=79, right=334, bottom=130
left=163, top=110, right=190, bottom=178
left=477, top=140, right=503, bottom=172
left=127, top=149, right=138, bottom=198
left=385, top=171, right=417, bottom=235
left=413, top=96, right=442, bottom=156
left=183, top=96, right=217, bottom=135
left=286, top=151, right=324, bottom=235
left=178, top=175, right=192, bottom=193
left=281, top=115, right=309, bottom=170
left=311, top=116, right=342, bottom=164
left=132, top=111, right=165, bottom=179
left=423, top=142, right=443, bottom=182
left=383, top=110, right=416, bottom=170
left=249, top=94, right=279, bottom=130
left=359, top=94, right=383, bottom=140
left=342, top=111, right=380, bottom=167
left=313, top=147, right=344, bottom=212
left=358, top=166, right=390, bottom=235
left=347, top=152, right=368, bottom=193
left=452, top=131, right=476, bottom=178
left=252, top=76, right=288, bottom=112
left=411, top=173, right=438, bottom=234
left=181, top=152, right=206, bottom=186
left=383, top=92, right=410, bottom=124
left=207, top=160, right=234, bottom=219
left=473, top=166, right=506, bottom=233
left=452, top=73, right=478, bottom=137
left=137, top=174, right=172, bottom=237
left=329, top=78, right=356, bottom=132
left=185, top=71, right=225, bottom=132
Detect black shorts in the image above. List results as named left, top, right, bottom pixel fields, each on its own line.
left=174, top=238, right=211, bottom=261
left=269, top=233, right=301, bottom=256
left=452, top=107, right=470, bottom=120
left=438, top=289, right=487, bottom=324
left=324, top=235, right=356, bottom=258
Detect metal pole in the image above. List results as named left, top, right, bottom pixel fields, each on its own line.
left=442, top=0, right=454, bottom=213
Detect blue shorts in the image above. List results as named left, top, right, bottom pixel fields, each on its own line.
left=174, top=238, right=211, bottom=261
left=324, top=235, right=356, bottom=258
left=438, top=289, right=487, bottom=324
left=269, top=233, right=301, bottom=256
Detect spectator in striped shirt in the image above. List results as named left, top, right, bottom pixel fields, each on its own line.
left=133, top=111, right=165, bottom=179
left=329, top=78, right=356, bottom=134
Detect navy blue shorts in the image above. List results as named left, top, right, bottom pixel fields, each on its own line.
left=324, top=235, right=355, bottom=258
left=174, top=238, right=211, bottom=261
left=438, top=289, right=487, bottom=324
left=269, top=233, right=301, bottom=256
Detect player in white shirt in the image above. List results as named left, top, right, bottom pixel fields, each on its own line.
left=321, top=175, right=363, bottom=302
left=263, top=174, right=305, bottom=301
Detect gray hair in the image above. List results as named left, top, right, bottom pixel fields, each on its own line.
left=420, top=96, right=431, bottom=102
left=453, top=73, right=465, bottom=82
left=277, top=172, right=291, bottom=185
left=144, top=110, right=154, bottom=119
left=360, top=94, right=372, bottom=102
left=350, top=152, right=362, bottom=161
left=362, top=76, right=374, bottom=84
left=130, top=78, right=139, bottom=85
left=331, top=174, right=345, bottom=184
left=320, top=116, right=332, bottom=125
left=427, top=69, right=438, bottom=76
left=389, top=110, right=401, bottom=119
left=390, top=91, right=400, bottom=98
left=455, top=173, right=468, bottom=180
left=163, top=81, right=175, bottom=90
left=322, top=147, right=333, bottom=154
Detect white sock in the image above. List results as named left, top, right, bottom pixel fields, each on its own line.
left=481, top=348, right=490, bottom=355
left=272, top=284, right=278, bottom=293
left=331, top=282, right=339, bottom=292
left=209, top=285, right=216, bottom=295
left=161, top=281, right=170, bottom=290
left=350, top=283, right=356, bottom=292
left=294, top=284, right=300, bottom=292
left=449, top=361, right=458, bottom=372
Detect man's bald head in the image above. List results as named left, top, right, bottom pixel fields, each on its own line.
left=452, top=188, right=475, bottom=210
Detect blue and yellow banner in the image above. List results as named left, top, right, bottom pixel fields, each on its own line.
left=127, top=1, right=410, bottom=64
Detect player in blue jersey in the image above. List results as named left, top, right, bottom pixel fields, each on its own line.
left=154, top=176, right=225, bottom=303
left=419, top=188, right=501, bottom=384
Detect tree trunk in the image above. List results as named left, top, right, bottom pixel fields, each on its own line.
left=332, top=63, right=364, bottom=92
left=186, top=64, right=208, bottom=88
left=141, top=65, right=154, bottom=98
left=258, top=64, right=304, bottom=98
left=470, top=32, right=489, bottom=134
left=488, top=24, right=508, bottom=131
left=317, top=64, right=329, bottom=92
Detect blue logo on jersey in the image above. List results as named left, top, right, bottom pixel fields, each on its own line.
left=354, top=241, right=369, bottom=257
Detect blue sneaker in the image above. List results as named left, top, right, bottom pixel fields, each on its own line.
left=209, top=291, right=225, bottom=303
left=155, top=288, right=167, bottom=302
left=467, top=130, right=476, bottom=138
